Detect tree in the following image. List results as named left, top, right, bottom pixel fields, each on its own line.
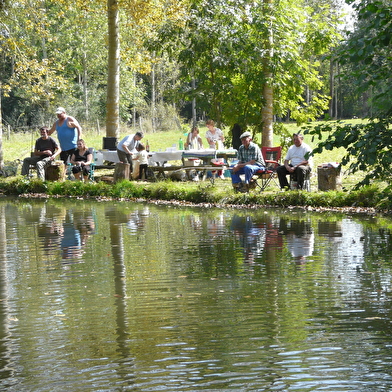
left=168, top=0, right=342, bottom=145
left=106, top=0, right=120, bottom=138
left=307, top=0, right=392, bottom=189
left=105, top=0, right=187, bottom=136
left=261, top=0, right=274, bottom=146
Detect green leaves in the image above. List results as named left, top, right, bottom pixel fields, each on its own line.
left=307, top=1, right=392, bottom=189
left=338, top=0, right=392, bottom=116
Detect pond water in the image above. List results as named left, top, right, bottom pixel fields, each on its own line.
left=1, top=197, right=392, bottom=391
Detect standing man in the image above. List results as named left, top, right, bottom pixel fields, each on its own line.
left=277, top=133, right=313, bottom=190
left=21, top=127, right=61, bottom=180
left=231, top=131, right=265, bottom=192
left=116, top=131, right=144, bottom=173
left=48, top=107, right=82, bottom=164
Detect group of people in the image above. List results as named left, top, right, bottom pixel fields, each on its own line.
left=115, top=119, right=226, bottom=180
left=231, top=131, right=313, bottom=192
left=184, top=119, right=225, bottom=151
left=116, top=131, right=149, bottom=180
left=22, top=108, right=150, bottom=182
left=22, top=110, right=312, bottom=189
left=183, top=120, right=313, bottom=194
left=21, top=107, right=92, bottom=181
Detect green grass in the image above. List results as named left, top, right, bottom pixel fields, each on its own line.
left=1, top=176, right=388, bottom=211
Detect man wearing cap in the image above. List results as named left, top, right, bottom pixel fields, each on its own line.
left=231, top=131, right=265, bottom=192
left=48, top=107, right=82, bottom=164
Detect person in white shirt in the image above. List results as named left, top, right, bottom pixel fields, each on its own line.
left=116, top=131, right=144, bottom=173
left=277, top=133, right=313, bottom=190
left=133, top=143, right=149, bottom=180
left=205, top=119, right=224, bottom=149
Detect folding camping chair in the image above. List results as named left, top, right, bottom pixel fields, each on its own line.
left=253, top=146, right=282, bottom=192
left=66, top=147, right=96, bottom=181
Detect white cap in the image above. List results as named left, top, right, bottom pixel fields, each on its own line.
left=56, top=107, right=66, bottom=114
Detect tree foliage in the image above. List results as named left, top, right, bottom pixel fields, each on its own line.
left=306, top=0, right=392, bottom=189
left=160, top=0, right=342, bottom=142
left=0, top=0, right=361, bottom=146
left=0, top=0, right=186, bottom=130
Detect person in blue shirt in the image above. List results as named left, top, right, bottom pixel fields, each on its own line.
left=48, top=107, right=82, bottom=164
left=231, top=131, right=265, bottom=192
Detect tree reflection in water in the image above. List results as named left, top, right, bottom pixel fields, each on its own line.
left=2, top=200, right=392, bottom=391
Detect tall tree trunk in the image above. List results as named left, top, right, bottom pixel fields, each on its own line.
left=0, top=83, right=3, bottom=169
left=83, top=50, right=89, bottom=121
left=192, top=78, right=196, bottom=127
left=261, top=0, right=274, bottom=147
left=151, top=54, right=156, bottom=133
left=132, top=73, right=137, bottom=128
left=106, top=0, right=120, bottom=138
left=338, top=62, right=342, bottom=119
left=329, top=59, right=334, bottom=119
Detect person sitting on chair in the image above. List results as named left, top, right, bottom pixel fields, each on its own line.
left=231, top=131, right=265, bottom=192
left=70, top=139, right=93, bottom=182
left=21, top=126, right=61, bottom=180
left=277, top=133, right=313, bottom=190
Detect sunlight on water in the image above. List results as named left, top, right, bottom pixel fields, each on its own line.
left=0, top=199, right=392, bottom=391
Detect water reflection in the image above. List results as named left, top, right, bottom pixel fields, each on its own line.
left=230, top=214, right=266, bottom=262
left=36, top=204, right=64, bottom=255
left=1, top=198, right=392, bottom=391
left=26, top=202, right=97, bottom=263
left=0, top=206, right=12, bottom=382
left=281, top=218, right=314, bottom=264
left=104, top=205, right=136, bottom=387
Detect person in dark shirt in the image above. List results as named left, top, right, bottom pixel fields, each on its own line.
left=231, top=123, right=242, bottom=150
left=21, top=127, right=61, bottom=180
left=70, top=139, right=93, bottom=182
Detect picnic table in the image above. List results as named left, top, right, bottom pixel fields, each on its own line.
left=149, top=148, right=237, bottom=182
left=96, top=148, right=238, bottom=182
left=181, top=149, right=237, bottom=165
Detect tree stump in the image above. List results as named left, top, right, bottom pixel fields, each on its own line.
left=317, top=166, right=342, bottom=191
left=114, top=162, right=130, bottom=182
left=45, top=162, right=65, bottom=181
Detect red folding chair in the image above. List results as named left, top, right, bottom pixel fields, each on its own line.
left=253, top=146, right=282, bottom=192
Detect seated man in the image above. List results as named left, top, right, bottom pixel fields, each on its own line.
left=277, top=133, right=312, bottom=190
left=21, top=126, right=61, bottom=180
left=231, top=131, right=265, bottom=192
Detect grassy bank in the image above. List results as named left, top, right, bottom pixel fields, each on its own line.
left=0, top=176, right=391, bottom=213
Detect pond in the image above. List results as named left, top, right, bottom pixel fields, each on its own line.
left=0, top=197, right=392, bottom=391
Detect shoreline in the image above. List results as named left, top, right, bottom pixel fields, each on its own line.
left=11, top=192, right=384, bottom=216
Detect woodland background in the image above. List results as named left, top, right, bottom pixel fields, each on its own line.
left=0, top=0, right=391, bottom=187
